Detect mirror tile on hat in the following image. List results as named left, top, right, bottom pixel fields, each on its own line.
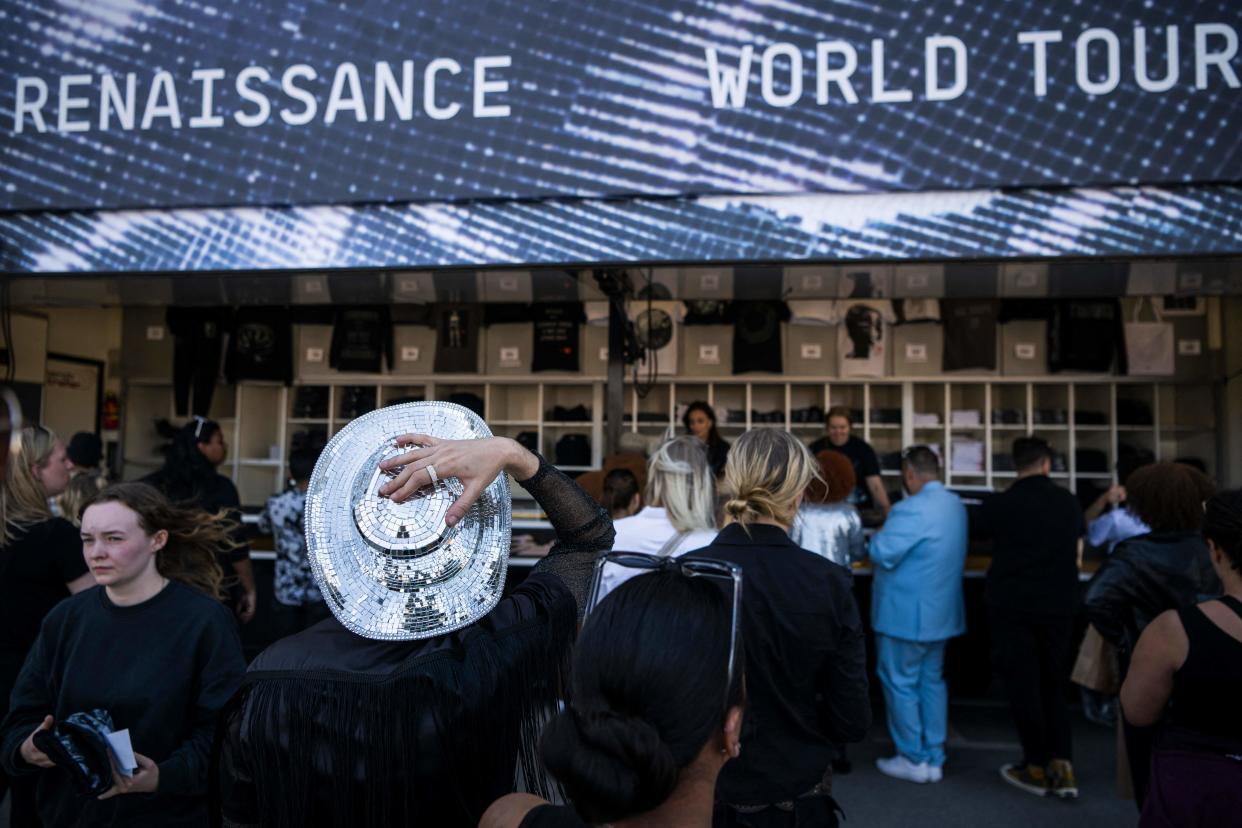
left=305, top=401, right=511, bottom=641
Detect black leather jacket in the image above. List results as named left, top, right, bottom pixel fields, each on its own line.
left=1082, top=530, right=1221, bottom=666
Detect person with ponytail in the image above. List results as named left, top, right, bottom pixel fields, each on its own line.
left=691, top=429, right=869, bottom=827
left=0, top=482, right=245, bottom=827
left=482, top=567, right=745, bottom=828
left=597, top=436, right=718, bottom=601
left=1119, top=489, right=1242, bottom=824
left=144, top=417, right=257, bottom=623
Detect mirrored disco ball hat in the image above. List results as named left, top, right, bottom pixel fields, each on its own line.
left=305, top=401, right=511, bottom=640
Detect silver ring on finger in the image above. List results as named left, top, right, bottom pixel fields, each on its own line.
left=426, top=464, right=438, bottom=487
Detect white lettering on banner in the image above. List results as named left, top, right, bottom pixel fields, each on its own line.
left=325, top=63, right=368, bottom=123
left=14, top=76, right=48, bottom=133
left=474, top=56, right=511, bottom=117
left=280, top=65, right=318, bottom=125
left=425, top=58, right=462, bottom=120
left=761, top=43, right=802, bottom=107
left=99, top=73, right=135, bottom=130
left=57, top=75, right=92, bottom=133
left=189, top=68, right=226, bottom=128
left=141, top=71, right=182, bottom=129
left=1196, top=23, right=1240, bottom=89
left=1076, top=28, right=1121, bottom=95
left=375, top=60, right=414, bottom=122
left=816, top=41, right=859, bottom=104
left=706, top=46, right=753, bottom=108
left=870, top=39, right=913, bottom=103
left=1135, top=26, right=1179, bottom=93
left=926, top=36, right=968, bottom=101
left=1018, top=30, right=1064, bottom=96
left=234, top=66, right=271, bottom=127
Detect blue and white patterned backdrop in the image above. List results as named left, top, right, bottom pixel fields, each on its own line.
left=2, top=0, right=1240, bottom=212
left=3, top=184, right=1241, bottom=274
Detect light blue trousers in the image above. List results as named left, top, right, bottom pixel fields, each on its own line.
left=876, top=634, right=949, bottom=767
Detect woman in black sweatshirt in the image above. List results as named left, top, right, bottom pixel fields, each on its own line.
left=0, top=482, right=245, bottom=827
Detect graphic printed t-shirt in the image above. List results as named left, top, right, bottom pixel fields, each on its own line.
left=225, top=308, right=293, bottom=384
left=630, top=301, right=683, bottom=375
left=682, top=300, right=731, bottom=326
left=732, top=301, right=790, bottom=374
left=329, top=306, right=393, bottom=373
left=434, top=304, right=480, bottom=373
left=942, top=299, right=998, bottom=371
left=1049, top=300, right=1125, bottom=373
left=836, top=300, right=896, bottom=378
left=532, top=303, right=586, bottom=372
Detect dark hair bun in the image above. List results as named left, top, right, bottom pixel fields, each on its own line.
left=541, top=707, right=679, bottom=824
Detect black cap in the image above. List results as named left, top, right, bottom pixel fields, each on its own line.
left=66, top=432, right=103, bottom=468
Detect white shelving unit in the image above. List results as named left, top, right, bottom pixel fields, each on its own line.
left=122, top=375, right=1216, bottom=506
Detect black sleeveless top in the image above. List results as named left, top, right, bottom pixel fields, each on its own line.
left=519, top=804, right=589, bottom=828
left=1168, top=596, right=1242, bottom=741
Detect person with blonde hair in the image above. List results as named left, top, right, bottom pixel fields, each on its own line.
left=688, top=429, right=869, bottom=827
left=0, top=482, right=245, bottom=827
left=0, top=426, right=94, bottom=828
left=598, top=436, right=718, bottom=600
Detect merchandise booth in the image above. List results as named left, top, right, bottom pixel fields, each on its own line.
left=2, top=1, right=1241, bottom=674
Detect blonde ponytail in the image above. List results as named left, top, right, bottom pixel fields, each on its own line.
left=722, top=430, right=819, bottom=529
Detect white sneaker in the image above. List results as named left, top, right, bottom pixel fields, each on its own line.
left=927, top=765, right=943, bottom=783
left=876, top=755, right=931, bottom=783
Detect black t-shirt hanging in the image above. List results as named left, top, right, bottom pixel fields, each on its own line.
left=532, top=270, right=581, bottom=303
left=433, top=270, right=479, bottom=304
left=942, top=299, right=998, bottom=371
left=329, top=307, right=393, bottom=373
left=1049, top=300, right=1125, bottom=373
left=225, top=308, right=293, bottom=384
left=433, top=305, right=480, bottom=373
left=731, top=301, right=790, bottom=374
left=683, top=300, right=731, bottom=326
left=532, top=303, right=586, bottom=372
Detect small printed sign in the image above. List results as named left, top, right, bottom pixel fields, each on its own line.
left=599, top=346, right=609, bottom=362
left=800, top=343, right=823, bottom=360
left=401, top=346, right=421, bottom=362
left=498, top=346, right=520, bottom=367
left=801, top=273, right=823, bottom=290
left=145, top=326, right=165, bottom=341
left=499, top=275, right=519, bottom=291
left=1178, top=271, right=1203, bottom=290
left=698, top=344, right=720, bottom=365
left=305, top=347, right=325, bottom=363
left=1177, top=339, right=1202, bottom=356
left=303, top=278, right=324, bottom=294
left=398, top=278, right=422, bottom=294
left=904, top=343, right=928, bottom=362
left=1014, top=270, right=1039, bottom=289
left=1014, top=343, right=1037, bottom=360
left=699, top=272, right=719, bottom=290
left=905, top=272, right=929, bottom=289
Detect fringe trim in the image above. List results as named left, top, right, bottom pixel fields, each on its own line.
left=212, top=598, right=575, bottom=828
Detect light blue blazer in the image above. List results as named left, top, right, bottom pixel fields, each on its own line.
left=869, top=481, right=968, bottom=642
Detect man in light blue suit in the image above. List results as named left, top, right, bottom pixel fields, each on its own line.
left=869, top=445, right=967, bottom=784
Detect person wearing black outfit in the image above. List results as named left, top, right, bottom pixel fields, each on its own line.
left=975, top=437, right=1085, bottom=799
left=0, top=427, right=96, bottom=827
left=1083, top=461, right=1219, bottom=805
left=216, top=436, right=614, bottom=828
left=693, top=429, right=869, bottom=827
left=143, top=418, right=257, bottom=623
left=1120, top=490, right=1242, bottom=825
left=808, top=406, right=891, bottom=520
left=683, top=401, right=730, bottom=477
left=483, top=565, right=746, bottom=828
left=0, top=482, right=245, bottom=827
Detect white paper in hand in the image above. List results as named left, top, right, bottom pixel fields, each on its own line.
left=105, top=729, right=138, bottom=778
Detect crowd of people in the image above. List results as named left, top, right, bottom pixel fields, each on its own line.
left=0, top=397, right=1238, bottom=827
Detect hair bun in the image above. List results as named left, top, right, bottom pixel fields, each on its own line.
left=541, top=707, right=679, bottom=823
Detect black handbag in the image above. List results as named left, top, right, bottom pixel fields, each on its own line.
left=32, top=709, right=118, bottom=797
